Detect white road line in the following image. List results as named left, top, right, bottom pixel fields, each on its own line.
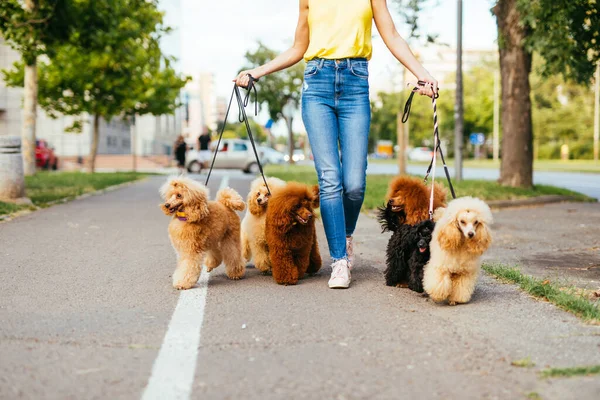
left=142, top=174, right=230, bottom=400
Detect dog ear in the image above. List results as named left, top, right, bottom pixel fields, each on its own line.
left=310, top=184, right=320, bottom=208
left=247, top=192, right=263, bottom=216
left=467, top=223, right=493, bottom=254
left=437, top=218, right=463, bottom=251
left=184, top=187, right=210, bottom=222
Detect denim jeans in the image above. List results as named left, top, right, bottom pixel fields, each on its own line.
left=301, top=58, right=371, bottom=261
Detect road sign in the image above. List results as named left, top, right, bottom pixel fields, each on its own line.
left=470, top=133, right=485, bottom=146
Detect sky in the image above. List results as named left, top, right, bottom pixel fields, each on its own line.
left=170, top=0, right=499, bottom=134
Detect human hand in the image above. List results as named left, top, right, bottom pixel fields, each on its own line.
left=417, top=73, right=439, bottom=98
left=233, top=68, right=263, bottom=88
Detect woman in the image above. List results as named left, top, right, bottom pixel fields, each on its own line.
left=174, top=135, right=188, bottom=175
left=235, top=0, right=438, bottom=289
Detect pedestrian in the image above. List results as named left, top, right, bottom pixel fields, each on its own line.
left=174, top=135, right=188, bottom=175
left=198, top=128, right=212, bottom=168
left=235, top=0, right=438, bottom=289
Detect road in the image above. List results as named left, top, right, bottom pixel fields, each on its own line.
left=366, top=163, right=600, bottom=200
left=1, top=172, right=599, bottom=399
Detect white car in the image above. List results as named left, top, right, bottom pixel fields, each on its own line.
left=261, top=147, right=286, bottom=164
left=186, top=139, right=265, bottom=174
left=408, top=147, right=434, bottom=162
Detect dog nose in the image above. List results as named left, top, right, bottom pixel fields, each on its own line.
left=165, top=203, right=170, bottom=208
left=307, top=212, right=312, bottom=219
left=468, top=231, right=475, bottom=238
left=257, top=198, right=262, bottom=204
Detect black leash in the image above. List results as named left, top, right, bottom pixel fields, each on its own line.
left=402, top=81, right=456, bottom=202
left=205, top=75, right=271, bottom=194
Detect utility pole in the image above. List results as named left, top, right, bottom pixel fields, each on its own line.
left=493, top=69, right=500, bottom=162
left=454, top=0, right=464, bottom=181
left=594, top=62, right=599, bottom=163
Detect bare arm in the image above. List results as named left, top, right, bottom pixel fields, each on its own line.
left=234, top=0, right=310, bottom=87
left=371, top=0, right=438, bottom=97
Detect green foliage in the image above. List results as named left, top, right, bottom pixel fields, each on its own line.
left=540, top=365, right=600, bottom=378
left=0, top=0, right=75, bottom=64
left=517, top=0, right=600, bottom=84
left=242, top=42, right=305, bottom=121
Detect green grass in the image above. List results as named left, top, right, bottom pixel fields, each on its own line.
left=539, top=365, right=600, bottom=378
left=483, top=265, right=600, bottom=324
left=526, top=392, right=542, bottom=400
left=264, top=165, right=593, bottom=211
left=0, top=172, right=146, bottom=216
left=370, top=158, right=600, bottom=174
left=511, top=357, right=536, bottom=368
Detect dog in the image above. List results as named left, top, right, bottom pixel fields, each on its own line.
left=160, top=176, right=246, bottom=289
left=423, top=196, right=493, bottom=305
left=381, top=175, right=446, bottom=226
left=378, top=215, right=435, bottom=293
left=265, top=182, right=321, bottom=285
left=241, top=176, right=286, bottom=273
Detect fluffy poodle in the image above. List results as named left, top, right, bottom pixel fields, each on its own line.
left=423, top=196, right=493, bottom=305
left=265, top=182, right=321, bottom=285
left=378, top=215, right=435, bottom=293
left=381, top=175, right=447, bottom=226
left=241, top=176, right=286, bottom=273
left=160, top=176, right=246, bottom=289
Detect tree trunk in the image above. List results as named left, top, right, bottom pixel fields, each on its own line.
left=286, top=116, right=295, bottom=165
left=22, top=62, right=37, bottom=176
left=88, top=115, right=100, bottom=173
left=493, top=0, right=533, bottom=188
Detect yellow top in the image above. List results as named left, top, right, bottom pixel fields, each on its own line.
left=304, top=0, right=373, bottom=61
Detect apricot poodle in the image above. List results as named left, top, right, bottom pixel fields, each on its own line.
left=265, top=182, right=321, bottom=285
left=423, top=196, right=493, bottom=305
left=380, top=175, right=447, bottom=226
left=160, top=176, right=246, bottom=289
left=241, top=176, right=286, bottom=273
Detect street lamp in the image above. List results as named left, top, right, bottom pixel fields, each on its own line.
left=282, top=100, right=297, bottom=164
left=454, top=0, right=464, bottom=181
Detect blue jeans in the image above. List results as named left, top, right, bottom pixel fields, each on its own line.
left=301, top=58, right=371, bottom=261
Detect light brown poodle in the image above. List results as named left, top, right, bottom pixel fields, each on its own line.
left=241, top=177, right=286, bottom=273
left=423, top=196, right=493, bottom=305
left=265, top=182, right=321, bottom=285
left=160, top=176, right=246, bottom=289
left=383, top=175, right=447, bottom=226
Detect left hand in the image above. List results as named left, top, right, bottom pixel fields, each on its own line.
left=417, top=73, right=439, bottom=98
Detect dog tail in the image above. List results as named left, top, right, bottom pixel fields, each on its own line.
left=377, top=204, right=404, bottom=233
left=216, top=187, right=246, bottom=212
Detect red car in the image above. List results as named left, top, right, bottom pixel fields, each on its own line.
left=36, top=139, right=59, bottom=170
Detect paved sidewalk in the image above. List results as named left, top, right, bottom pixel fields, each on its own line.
left=1, top=176, right=599, bottom=399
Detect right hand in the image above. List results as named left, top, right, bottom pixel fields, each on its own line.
left=234, top=68, right=264, bottom=88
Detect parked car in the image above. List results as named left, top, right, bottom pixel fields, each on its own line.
left=186, top=139, right=265, bottom=174
left=408, top=147, right=434, bottom=162
left=261, top=146, right=286, bottom=165
left=36, top=139, right=59, bottom=170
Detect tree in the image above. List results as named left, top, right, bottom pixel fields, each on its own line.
left=0, top=0, right=75, bottom=175
left=242, top=42, right=304, bottom=164
left=493, top=0, right=600, bottom=187
left=4, top=0, right=188, bottom=172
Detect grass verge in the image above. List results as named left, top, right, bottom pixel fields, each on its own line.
left=483, top=265, right=600, bottom=324
left=0, top=172, right=146, bottom=216
left=540, top=365, right=600, bottom=378
left=511, top=357, right=536, bottom=368
left=264, top=165, right=593, bottom=211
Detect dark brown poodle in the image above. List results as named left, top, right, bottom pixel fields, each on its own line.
left=265, top=182, right=322, bottom=285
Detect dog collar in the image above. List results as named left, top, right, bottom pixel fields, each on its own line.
left=176, top=211, right=187, bottom=222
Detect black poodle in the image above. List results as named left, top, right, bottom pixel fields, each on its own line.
left=377, top=206, right=434, bottom=293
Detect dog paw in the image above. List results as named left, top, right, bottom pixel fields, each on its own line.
left=449, top=301, right=457, bottom=306
left=205, top=265, right=217, bottom=273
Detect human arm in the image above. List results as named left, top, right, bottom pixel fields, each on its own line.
left=371, top=0, right=438, bottom=97
left=234, top=0, right=310, bottom=87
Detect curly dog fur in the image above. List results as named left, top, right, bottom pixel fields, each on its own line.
left=265, top=182, right=322, bottom=285
left=423, top=196, right=493, bottom=305
left=378, top=214, right=434, bottom=293
left=241, top=177, right=286, bottom=273
left=160, top=176, right=246, bottom=289
left=381, top=175, right=447, bottom=226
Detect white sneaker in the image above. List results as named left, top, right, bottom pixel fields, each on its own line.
left=328, top=259, right=351, bottom=289
left=346, top=236, right=354, bottom=269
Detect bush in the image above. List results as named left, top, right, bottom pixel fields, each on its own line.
left=537, top=142, right=561, bottom=159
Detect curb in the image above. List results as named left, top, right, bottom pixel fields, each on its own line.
left=0, top=177, right=147, bottom=223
